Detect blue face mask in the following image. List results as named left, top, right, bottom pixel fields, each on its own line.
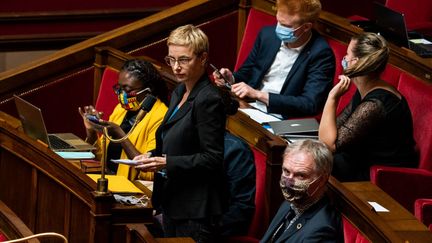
left=341, top=58, right=349, bottom=70
left=275, top=23, right=301, bottom=43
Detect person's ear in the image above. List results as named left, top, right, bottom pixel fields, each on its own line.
left=303, top=22, right=313, bottom=33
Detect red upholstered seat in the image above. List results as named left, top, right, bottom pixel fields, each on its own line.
left=234, top=8, right=276, bottom=71
left=380, top=64, right=402, bottom=88
left=415, top=198, right=432, bottom=230
left=386, top=0, right=432, bottom=36
left=348, top=0, right=432, bottom=36
left=95, top=67, right=120, bottom=120
left=248, top=149, right=268, bottom=238
left=343, top=217, right=370, bottom=243
left=225, top=148, right=267, bottom=243
left=370, top=72, right=432, bottom=213
left=0, top=231, right=8, bottom=241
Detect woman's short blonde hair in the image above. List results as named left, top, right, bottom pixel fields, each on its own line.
left=277, top=0, right=322, bottom=24
left=167, top=24, right=209, bottom=55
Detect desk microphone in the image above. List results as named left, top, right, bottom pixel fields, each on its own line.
left=136, top=95, right=157, bottom=123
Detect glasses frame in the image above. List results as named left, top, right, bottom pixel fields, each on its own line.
left=112, top=84, right=144, bottom=96
left=164, top=56, right=194, bottom=67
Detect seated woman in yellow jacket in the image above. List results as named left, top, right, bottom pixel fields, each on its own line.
left=79, top=59, right=168, bottom=180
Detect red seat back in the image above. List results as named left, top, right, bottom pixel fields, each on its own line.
left=386, top=0, right=432, bottom=26
left=224, top=147, right=268, bottom=243
left=414, top=198, right=432, bottom=228
left=324, top=38, right=356, bottom=115
left=95, top=67, right=120, bottom=120
left=247, top=148, right=268, bottom=239
left=343, top=217, right=370, bottom=243
left=235, top=8, right=277, bottom=71
left=0, top=232, right=7, bottom=241
left=397, top=73, right=432, bottom=171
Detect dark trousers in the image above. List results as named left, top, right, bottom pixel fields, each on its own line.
left=162, top=214, right=219, bottom=243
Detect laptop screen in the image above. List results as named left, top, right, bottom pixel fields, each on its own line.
left=14, top=95, right=51, bottom=145
left=374, top=2, right=410, bottom=48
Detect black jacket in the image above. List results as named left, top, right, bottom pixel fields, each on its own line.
left=152, top=75, right=227, bottom=220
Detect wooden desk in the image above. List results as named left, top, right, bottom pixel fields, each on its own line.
left=343, top=182, right=432, bottom=243
left=0, top=111, right=154, bottom=243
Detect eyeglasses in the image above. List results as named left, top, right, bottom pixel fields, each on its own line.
left=164, top=56, right=193, bottom=67
left=112, top=84, right=146, bottom=96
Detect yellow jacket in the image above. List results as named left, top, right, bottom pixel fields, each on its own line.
left=94, top=98, right=167, bottom=180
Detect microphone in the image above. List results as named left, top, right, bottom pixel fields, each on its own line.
left=136, top=95, right=157, bottom=123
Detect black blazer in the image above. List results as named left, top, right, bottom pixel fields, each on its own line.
left=235, top=27, right=335, bottom=119
left=152, top=75, right=227, bottom=220
left=260, top=196, right=343, bottom=243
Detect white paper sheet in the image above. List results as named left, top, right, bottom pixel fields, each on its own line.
left=239, top=108, right=281, bottom=124
left=111, top=159, right=141, bottom=165
left=410, top=38, right=432, bottom=44
left=368, top=201, right=389, bottom=212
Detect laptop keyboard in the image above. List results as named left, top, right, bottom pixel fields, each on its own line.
left=410, top=44, right=432, bottom=58
left=48, top=135, right=74, bottom=150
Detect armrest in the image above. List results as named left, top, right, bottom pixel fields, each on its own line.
left=370, top=166, right=432, bottom=213
left=415, top=198, right=432, bottom=228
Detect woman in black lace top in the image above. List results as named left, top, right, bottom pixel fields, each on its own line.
left=319, top=32, right=418, bottom=181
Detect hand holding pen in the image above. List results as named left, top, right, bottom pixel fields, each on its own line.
left=210, top=64, right=234, bottom=90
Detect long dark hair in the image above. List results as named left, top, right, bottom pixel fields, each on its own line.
left=121, top=59, right=169, bottom=105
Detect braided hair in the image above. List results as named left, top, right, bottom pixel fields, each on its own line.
left=121, top=59, right=169, bottom=105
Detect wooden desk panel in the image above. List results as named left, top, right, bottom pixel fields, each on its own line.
left=0, top=111, right=153, bottom=243
left=343, top=182, right=432, bottom=242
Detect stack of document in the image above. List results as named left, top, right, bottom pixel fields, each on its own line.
left=239, top=108, right=281, bottom=124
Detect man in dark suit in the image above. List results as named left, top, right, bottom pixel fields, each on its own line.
left=213, top=0, right=335, bottom=119
left=260, top=139, right=343, bottom=243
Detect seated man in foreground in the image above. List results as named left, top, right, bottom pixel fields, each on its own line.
left=260, top=139, right=343, bottom=243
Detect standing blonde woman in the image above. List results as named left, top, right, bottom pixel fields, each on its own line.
left=134, top=25, right=226, bottom=243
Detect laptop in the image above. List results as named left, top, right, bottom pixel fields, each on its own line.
left=14, top=95, right=96, bottom=152
left=268, top=118, right=319, bottom=139
left=373, top=2, right=432, bottom=58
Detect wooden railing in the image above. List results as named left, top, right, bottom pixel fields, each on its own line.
left=0, top=0, right=186, bottom=51
left=0, top=0, right=238, bottom=102
left=0, top=200, right=40, bottom=243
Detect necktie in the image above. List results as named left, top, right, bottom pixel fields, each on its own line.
left=270, top=207, right=295, bottom=243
